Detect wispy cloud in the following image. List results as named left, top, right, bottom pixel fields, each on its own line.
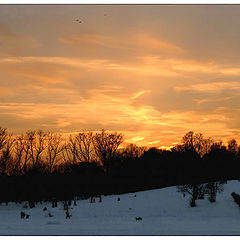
left=59, top=32, right=185, bottom=55
left=131, top=90, right=151, bottom=100
left=175, top=81, right=240, bottom=93
left=194, top=96, right=233, bottom=105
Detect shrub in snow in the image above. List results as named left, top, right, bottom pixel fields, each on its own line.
left=205, top=181, right=225, bottom=203
left=197, top=185, right=205, bottom=199
left=231, top=192, right=240, bottom=207
left=177, top=184, right=204, bottom=207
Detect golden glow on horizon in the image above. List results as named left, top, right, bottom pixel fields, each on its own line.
left=130, top=136, right=145, bottom=142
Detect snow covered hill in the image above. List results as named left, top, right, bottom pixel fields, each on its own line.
left=1, top=180, right=240, bottom=235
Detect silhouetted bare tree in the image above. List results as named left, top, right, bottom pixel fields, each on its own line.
left=75, top=131, right=94, bottom=162
left=122, top=143, right=146, bottom=159
left=25, top=130, right=47, bottom=168
left=22, top=134, right=31, bottom=173
left=0, top=134, right=15, bottom=175
left=62, top=142, right=73, bottom=164
left=68, top=135, right=79, bottom=164
left=205, top=181, right=225, bottom=202
left=14, top=134, right=25, bottom=174
left=0, top=127, right=7, bottom=152
left=67, top=132, right=94, bottom=163
left=201, top=137, right=214, bottom=156
left=228, top=139, right=238, bottom=155
left=177, top=184, right=204, bottom=207
left=182, top=131, right=213, bottom=157
left=210, top=140, right=226, bottom=151
left=93, top=130, right=123, bottom=168
left=45, top=133, right=64, bottom=171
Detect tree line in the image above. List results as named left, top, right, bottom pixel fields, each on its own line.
left=0, top=127, right=240, bottom=205
left=0, top=127, right=125, bottom=175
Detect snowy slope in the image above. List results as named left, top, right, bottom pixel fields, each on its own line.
left=1, top=180, right=240, bottom=235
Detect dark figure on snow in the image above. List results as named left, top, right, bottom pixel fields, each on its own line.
left=66, top=211, right=72, bottom=219
left=20, top=212, right=25, bottom=219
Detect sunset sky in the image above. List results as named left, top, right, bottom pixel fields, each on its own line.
left=1, top=5, right=240, bottom=148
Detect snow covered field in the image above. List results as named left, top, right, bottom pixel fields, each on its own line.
left=1, top=180, right=240, bottom=235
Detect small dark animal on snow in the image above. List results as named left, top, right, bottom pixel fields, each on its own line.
left=26, top=214, right=30, bottom=219
left=117, top=198, right=120, bottom=201
left=43, top=207, right=47, bottom=211
left=66, top=212, right=72, bottom=219
left=48, top=212, right=53, bottom=217
left=20, top=211, right=25, bottom=219
left=136, top=217, right=142, bottom=221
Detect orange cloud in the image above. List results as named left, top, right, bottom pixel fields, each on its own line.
left=59, top=32, right=185, bottom=56
left=0, top=89, right=236, bottom=147
left=130, top=136, right=145, bottom=142
left=131, top=90, right=152, bottom=100
left=133, top=34, right=185, bottom=54
left=175, top=81, right=240, bottom=93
